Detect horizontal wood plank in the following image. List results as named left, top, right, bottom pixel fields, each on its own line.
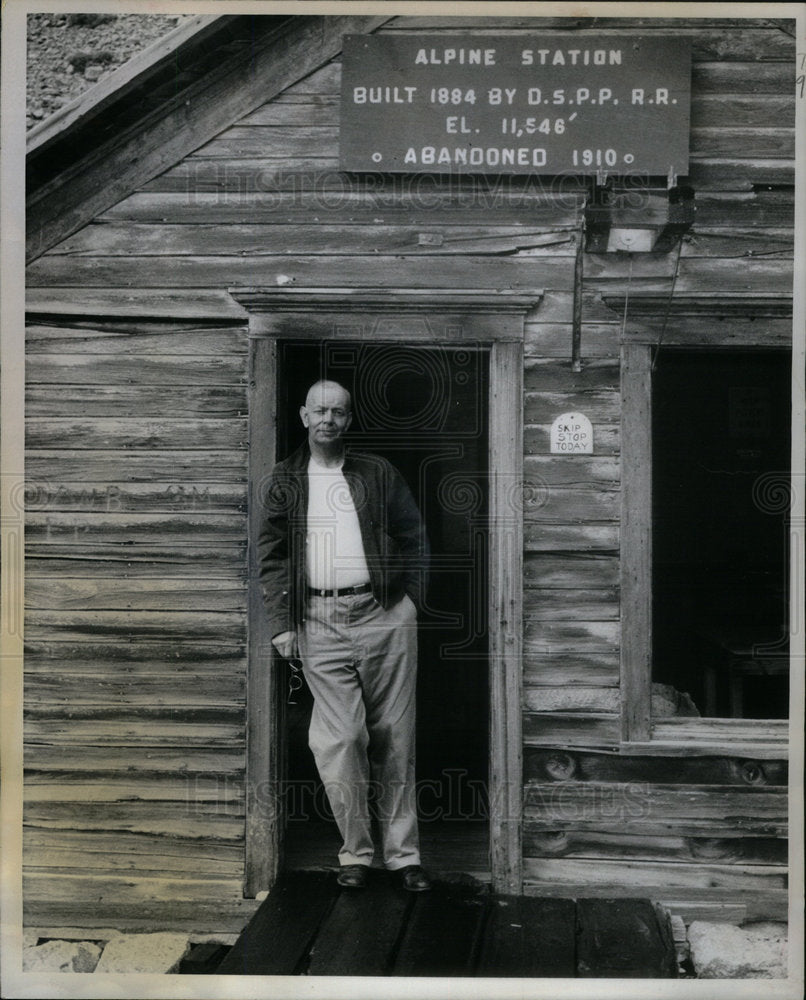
left=522, top=713, right=621, bottom=748
left=24, top=775, right=244, bottom=804
left=239, top=100, right=340, bottom=126
left=22, top=482, right=246, bottom=515
left=681, top=230, right=793, bottom=259
left=25, top=547, right=246, bottom=578
left=523, top=783, right=787, bottom=837
left=190, top=125, right=339, bottom=159
left=522, top=859, right=787, bottom=895
left=26, top=384, right=247, bottom=418
left=25, top=608, right=245, bottom=643
left=26, top=417, right=247, bottom=451
left=524, top=620, right=620, bottom=653
left=524, top=655, right=620, bottom=688
left=692, top=191, right=794, bottom=227
left=24, top=745, right=244, bottom=773
left=523, top=592, right=618, bottom=622
left=22, top=896, right=259, bottom=935
left=26, top=512, right=246, bottom=543
left=24, top=639, right=245, bottom=661
left=524, top=523, right=620, bottom=551
left=688, top=158, right=793, bottom=187
left=523, top=749, right=788, bottom=786
left=27, top=254, right=573, bottom=290
left=523, top=456, right=620, bottom=486
left=523, top=487, right=619, bottom=524
left=26, top=353, right=247, bottom=385
left=26, top=324, right=248, bottom=356
left=525, top=389, right=619, bottom=425
left=690, top=127, right=794, bottom=159
left=27, top=288, right=248, bottom=320
left=24, top=669, right=244, bottom=705
left=24, top=717, right=245, bottom=747
left=524, top=828, right=786, bottom=865
left=524, top=358, right=620, bottom=390
left=24, top=577, right=246, bottom=612
left=24, top=828, right=245, bottom=877
left=23, top=801, right=244, bottom=837
left=690, top=95, right=795, bottom=129
left=99, top=190, right=584, bottom=226
left=52, top=222, right=576, bottom=258
left=23, top=871, right=246, bottom=905
left=26, top=450, right=247, bottom=483
left=524, top=553, right=619, bottom=588
left=524, top=686, right=619, bottom=713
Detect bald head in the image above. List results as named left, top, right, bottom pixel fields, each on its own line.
left=300, top=380, right=352, bottom=457
left=304, top=380, right=351, bottom=412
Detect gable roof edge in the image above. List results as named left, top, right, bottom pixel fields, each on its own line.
left=26, top=14, right=229, bottom=158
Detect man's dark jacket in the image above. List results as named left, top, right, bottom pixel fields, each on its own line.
left=257, top=441, right=429, bottom=638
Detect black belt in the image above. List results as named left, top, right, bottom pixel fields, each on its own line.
left=307, top=582, right=372, bottom=598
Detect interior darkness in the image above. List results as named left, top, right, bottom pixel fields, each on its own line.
left=278, top=341, right=490, bottom=847
left=652, top=349, right=791, bottom=719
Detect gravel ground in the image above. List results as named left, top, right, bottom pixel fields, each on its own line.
left=27, top=12, right=191, bottom=131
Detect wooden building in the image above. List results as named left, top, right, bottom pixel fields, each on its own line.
left=24, top=12, right=797, bottom=936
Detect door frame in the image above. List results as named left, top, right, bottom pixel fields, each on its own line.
left=231, top=287, right=542, bottom=895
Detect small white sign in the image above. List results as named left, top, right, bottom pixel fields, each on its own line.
left=550, top=412, right=594, bottom=454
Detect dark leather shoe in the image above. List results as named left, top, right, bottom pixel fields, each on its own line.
left=398, top=865, right=432, bottom=892
left=336, top=864, right=369, bottom=889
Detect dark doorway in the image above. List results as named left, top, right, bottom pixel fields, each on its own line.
left=277, top=340, right=490, bottom=875
left=652, top=349, right=791, bottom=719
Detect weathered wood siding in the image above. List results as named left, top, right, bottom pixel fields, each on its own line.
left=25, top=15, right=793, bottom=927
left=24, top=318, right=253, bottom=931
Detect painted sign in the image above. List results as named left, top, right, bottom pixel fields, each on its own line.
left=340, top=34, right=691, bottom=175
left=550, top=412, right=594, bottom=454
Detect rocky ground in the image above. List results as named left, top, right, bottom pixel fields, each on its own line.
left=27, top=12, right=191, bottom=131
left=21, top=919, right=789, bottom=978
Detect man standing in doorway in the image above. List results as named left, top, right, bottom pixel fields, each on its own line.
left=258, top=380, right=432, bottom=891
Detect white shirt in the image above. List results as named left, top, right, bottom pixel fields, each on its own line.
left=306, top=456, right=370, bottom=590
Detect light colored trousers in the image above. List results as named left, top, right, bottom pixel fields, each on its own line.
left=298, top=590, right=420, bottom=870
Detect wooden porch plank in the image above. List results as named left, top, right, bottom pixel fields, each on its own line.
left=476, top=894, right=576, bottom=978
left=307, top=874, right=412, bottom=976
left=391, top=881, right=487, bottom=977
left=216, top=870, right=338, bottom=975
left=575, top=898, right=678, bottom=978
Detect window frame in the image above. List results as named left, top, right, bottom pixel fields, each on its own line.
left=619, top=336, right=791, bottom=757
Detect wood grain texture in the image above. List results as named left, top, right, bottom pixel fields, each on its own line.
left=619, top=344, right=653, bottom=743
left=26, top=14, right=394, bottom=261
left=217, top=871, right=339, bottom=975
left=53, top=222, right=577, bottom=258
left=523, top=828, right=787, bottom=865
left=25, top=417, right=247, bottom=451
left=523, top=783, right=787, bottom=836
left=488, top=340, right=525, bottom=894
left=523, top=858, right=787, bottom=896
left=575, top=898, right=677, bottom=978
left=27, top=254, right=577, bottom=291
left=24, top=13, right=796, bottom=931
left=26, top=352, right=247, bottom=385
left=24, top=577, right=247, bottom=612
left=245, top=335, right=280, bottom=896
left=475, top=894, right=576, bottom=978
left=100, top=190, right=585, bottom=226
left=26, top=451, right=247, bottom=483
left=523, top=748, right=788, bottom=785
left=26, top=385, right=247, bottom=418
left=21, top=482, right=246, bottom=515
